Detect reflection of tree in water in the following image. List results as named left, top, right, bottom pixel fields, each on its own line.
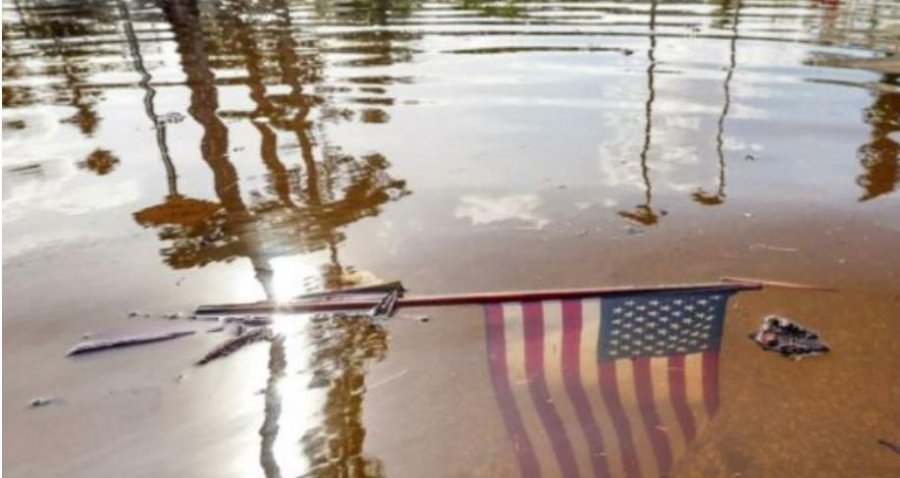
left=302, top=315, right=388, bottom=477
left=135, top=0, right=409, bottom=298
left=2, top=12, right=32, bottom=108
left=318, top=0, right=416, bottom=26
left=314, top=0, right=419, bottom=126
left=77, top=148, right=120, bottom=175
left=692, top=0, right=741, bottom=206
left=259, top=315, right=388, bottom=478
left=856, top=74, right=899, bottom=201
left=121, top=0, right=222, bottom=238
left=4, top=0, right=113, bottom=134
left=123, top=3, right=406, bottom=474
left=457, top=0, right=524, bottom=19
left=617, top=0, right=742, bottom=221
left=618, top=0, right=660, bottom=226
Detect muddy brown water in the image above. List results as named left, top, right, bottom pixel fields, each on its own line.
left=3, top=0, right=899, bottom=477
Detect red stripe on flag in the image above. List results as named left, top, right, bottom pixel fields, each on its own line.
left=632, top=357, right=673, bottom=473
left=522, top=302, right=581, bottom=478
left=598, top=361, right=642, bottom=478
left=560, top=300, right=611, bottom=478
left=485, top=304, right=541, bottom=477
left=702, top=350, right=720, bottom=416
left=667, top=354, right=696, bottom=440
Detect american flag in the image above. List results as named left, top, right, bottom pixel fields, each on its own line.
left=484, top=287, right=737, bottom=478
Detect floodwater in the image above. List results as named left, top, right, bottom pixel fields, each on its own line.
left=2, top=0, right=899, bottom=476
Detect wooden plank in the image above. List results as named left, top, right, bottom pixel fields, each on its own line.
left=294, top=280, right=405, bottom=299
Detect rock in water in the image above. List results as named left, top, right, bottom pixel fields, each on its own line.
left=749, top=315, right=829, bottom=359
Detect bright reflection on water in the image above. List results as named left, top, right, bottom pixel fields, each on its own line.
left=264, top=314, right=321, bottom=477
left=265, top=314, right=387, bottom=477
left=2, top=0, right=899, bottom=476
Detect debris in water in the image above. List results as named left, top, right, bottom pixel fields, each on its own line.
left=417, top=316, right=431, bottom=323
left=29, top=396, right=55, bottom=408
left=878, top=438, right=900, bottom=455
left=749, top=315, right=829, bottom=359
left=297, top=280, right=406, bottom=300
left=750, top=243, right=799, bottom=253
left=370, top=288, right=400, bottom=319
left=223, top=315, right=271, bottom=327
left=67, top=330, right=196, bottom=356
left=127, top=311, right=140, bottom=318
left=158, top=112, right=185, bottom=124
left=195, top=327, right=271, bottom=366
left=206, top=326, right=225, bottom=333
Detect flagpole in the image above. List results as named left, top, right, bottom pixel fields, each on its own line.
left=720, top=276, right=836, bottom=292
left=195, top=281, right=763, bottom=315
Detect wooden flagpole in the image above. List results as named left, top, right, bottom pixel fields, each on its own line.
left=721, top=276, right=836, bottom=292
left=195, top=280, right=763, bottom=315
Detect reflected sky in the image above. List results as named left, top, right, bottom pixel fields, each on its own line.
left=2, top=0, right=900, bottom=476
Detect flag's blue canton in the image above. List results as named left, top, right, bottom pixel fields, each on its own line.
left=598, top=290, right=733, bottom=361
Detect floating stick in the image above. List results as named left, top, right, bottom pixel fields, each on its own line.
left=67, top=330, right=195, bottom=356
left=195, top=327, right=271, bottom=366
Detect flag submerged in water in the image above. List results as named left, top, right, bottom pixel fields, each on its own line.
left=484, top=286, right=738, bottom=478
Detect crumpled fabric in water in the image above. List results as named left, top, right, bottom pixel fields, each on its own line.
left=749, top=315, right=830, bottom=359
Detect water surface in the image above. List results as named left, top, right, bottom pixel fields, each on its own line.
left=3, top=0, right=900, bottom=477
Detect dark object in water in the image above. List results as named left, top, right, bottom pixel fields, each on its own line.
left=223, top=315, right=271, bottom=327
left=370, top=288, right=400, bottom=319
left=195, top=327, right=271, bottom=366
left=878, top=438, right=900, bottom=455
left=749, top=315, right=829, bottom=359
left=67, top=330, right=196, bottom=356
left=29, top=396, right=55, bottom=408
left=296, top=280, right=406, bottom=299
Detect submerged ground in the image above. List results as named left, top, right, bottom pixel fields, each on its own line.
left=3, top=0, right=899, bottom=476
